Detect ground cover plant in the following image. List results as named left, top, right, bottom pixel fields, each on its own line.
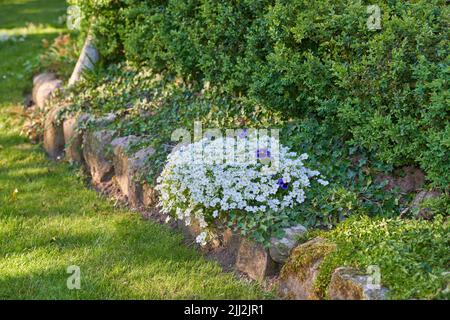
left=312, top=215, right=449, bottom=300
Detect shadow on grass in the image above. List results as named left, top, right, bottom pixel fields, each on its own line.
left=0, top=207, right=267, bottom=299
left=0, top=0, right=66, bottom=30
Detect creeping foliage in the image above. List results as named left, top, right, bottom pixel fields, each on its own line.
left=315, top=216, right=450, bottom=300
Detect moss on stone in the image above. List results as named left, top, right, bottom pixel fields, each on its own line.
left=280, top=237, right=336, bottom=298
left=328, top=267, right=365, bottom=300
left=282, top=238, right=335, bottom=278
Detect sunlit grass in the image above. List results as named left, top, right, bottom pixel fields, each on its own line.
left=0, top=25, right=64, bottom=36
left=0, top=0, right=270, bottom=300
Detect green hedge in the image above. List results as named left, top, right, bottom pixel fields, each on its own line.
left=73, top=0, right=449, bottom=188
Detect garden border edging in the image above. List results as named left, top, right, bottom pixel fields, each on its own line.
left=31, top=70, right=390, bottom=300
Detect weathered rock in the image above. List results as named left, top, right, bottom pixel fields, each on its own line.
left=90, top=113, right=116, bottom=127
left=175, top=220, right=241, bottom=271
left=375, top=166, right=425, bottom=193
left=269, top=224, right=307, bottom=264
left=83, top=129, right=115, bottom=184
left=142, top=183, right=158, bottom=208
left=279, top=237, right=336, bottom=300
left=410, top=190, right=442, bottom=219
left=68, top=32, right=99, bottom=87
left=32, top=72, right=62, bottom=109
left=328, top=267, right=389, bottom=300
left=178, top=219, right=203, bottom=244
left=32, top=72, right=55, bottom=99
left=111, top=136, right=155, bottom=207
left=221, top=228, right=239, bottom=248
left=178, top=219, right=239, bottom=252
left=236, top=238, right=279, bottom=281
left=111, top=136, right=142, bottom=205
left=63, top=113, right=90, bottom=164
left=209, top=229, right=242, bottom=271
left=43, top=106, right=65, bottom=159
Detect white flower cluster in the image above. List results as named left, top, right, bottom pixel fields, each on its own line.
left=156, top=134, right=328, bottom=245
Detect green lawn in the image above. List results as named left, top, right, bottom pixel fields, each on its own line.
left=0, top=0, right=269, bottom=299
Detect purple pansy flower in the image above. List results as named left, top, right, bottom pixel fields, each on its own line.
left=277, top=178, right=289, bottom=190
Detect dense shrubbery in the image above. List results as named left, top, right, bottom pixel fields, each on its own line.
left=312, top=215, right=450, bottom=300
left=73, top=0, right=449, bottom=188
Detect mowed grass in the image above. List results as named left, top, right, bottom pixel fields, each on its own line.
left=0, top=0, right=269, bottom=299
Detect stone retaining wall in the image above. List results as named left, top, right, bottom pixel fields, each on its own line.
left=31, top=72, right=390, bottom=300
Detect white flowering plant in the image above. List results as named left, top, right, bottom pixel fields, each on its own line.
left=156, top=133, right=329, bottom=246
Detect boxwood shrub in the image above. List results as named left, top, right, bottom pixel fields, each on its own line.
left=73, top=0, right=449, bottom=188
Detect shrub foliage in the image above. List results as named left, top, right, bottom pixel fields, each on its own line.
left=73, top=0, right=449, bottom=187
